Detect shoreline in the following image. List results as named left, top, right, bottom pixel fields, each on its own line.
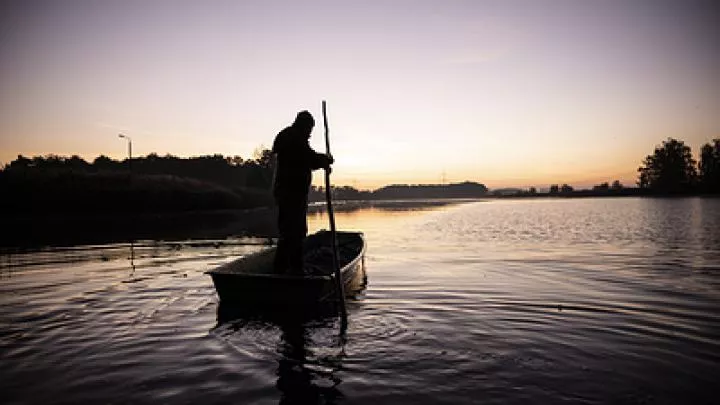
left=0, top=199, right=469, bottom=251
left=3, top=194, right=717, bottom=250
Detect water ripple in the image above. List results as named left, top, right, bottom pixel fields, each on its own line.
left=2, top=198, right=720, bottom=404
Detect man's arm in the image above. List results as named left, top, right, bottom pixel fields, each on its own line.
left=303, top=141, right=333, bottom=170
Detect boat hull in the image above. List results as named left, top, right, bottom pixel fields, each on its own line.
left=207, top=231, right=365, bottom=307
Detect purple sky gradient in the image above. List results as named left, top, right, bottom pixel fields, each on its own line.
left=1, top=0, right=718, bottom=188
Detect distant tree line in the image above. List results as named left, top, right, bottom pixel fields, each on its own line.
left=592, top=180, right=624, bottom=192
left=548, top=184, right=576, bottom=194
left=3, top=136, right=716, bottom=217
left=3, top=148, right=275, bottom=190
left=372, top=182, right=489, bottom=199
left=308, top=182, right=489, bottom=202
left=498, top=138, right=720, bottom=198
left=492, top=181, right=627, bottom=198
left=0, top=150, right=276, bottom=215
left=1, top=150, right=491, bottom=215
left=308, top=181, right=489, bottom=201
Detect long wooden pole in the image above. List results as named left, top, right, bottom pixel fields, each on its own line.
left=322, top=100, right=348, bottom=325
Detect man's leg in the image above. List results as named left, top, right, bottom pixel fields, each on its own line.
left=286, top=199, right=308, bottom=275
left=274, top=237, right=287, bottom=273
left=276, top=198, right=307, bottom=275
left=286, top=235, right=305, bottom=275
left=274, top=201, right=289, bottom=273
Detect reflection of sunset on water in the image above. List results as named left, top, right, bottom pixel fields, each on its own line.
left=307, top=203, right=457, bottom=237
left=2, top=198, right=719, bottom=404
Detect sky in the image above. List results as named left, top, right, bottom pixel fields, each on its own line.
left=0, top=0, right=718, bottom=190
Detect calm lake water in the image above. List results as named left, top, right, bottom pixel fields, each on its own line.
left=2, top=198, right=719, bottom=404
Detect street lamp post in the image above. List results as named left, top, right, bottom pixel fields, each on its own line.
left=118, top=134, right=132, bottom=173
left=117, top=133, right=135, bottom=268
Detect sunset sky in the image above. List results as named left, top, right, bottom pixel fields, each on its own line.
left=1, top=0, right=718, bottom=189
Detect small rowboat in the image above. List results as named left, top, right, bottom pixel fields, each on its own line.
left=206, top=231, right=366, bottom=306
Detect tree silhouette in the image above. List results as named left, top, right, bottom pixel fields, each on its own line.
left=593, top=182, right=610, bottom=191
left=637, top=138, right=697, bottom=193
left=611, top=180, right=623, bottom=190
left=560, top=184, right=573, bottom=193
left=93, top=155, right=117, bottom=171
left=549, top=184, right=559, bottom=194
left=699, top=139, right=720, bottom=193
left=244, top=148, right=275, bottom=189
left=372, top=181, right=488, bottom=199
left=1, top=148, right=281, bottom=192
left=9, top=155, right=32, bottom=170
left=252, top=147, right=274, bottom=170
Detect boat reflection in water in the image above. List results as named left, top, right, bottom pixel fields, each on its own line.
left=275, top=310, right=345, bottom=404
left=214, top=266, right=366, bottom=405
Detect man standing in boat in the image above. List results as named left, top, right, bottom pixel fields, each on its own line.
left=272, top=110, right=334, bottom=275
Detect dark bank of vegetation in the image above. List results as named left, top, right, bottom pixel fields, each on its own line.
left=0, top=151, right=276, bottom=215
left=1, top=137, right=717, bottom=218
left=0, top=149, right=486, bottom=247
left=307, top=181, right=489, bottom=201
left=0, top=150, right=489, bottom=218
left=1, top=138, right=717, bottom=249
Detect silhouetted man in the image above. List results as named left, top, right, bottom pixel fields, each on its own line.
left=272, top=111, right=333, bottom=275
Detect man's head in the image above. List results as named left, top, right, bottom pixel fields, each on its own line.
left=292, top=110, right=315, bottom=137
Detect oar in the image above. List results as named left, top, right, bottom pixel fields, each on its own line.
left=322, top=100, right=348, bottom=328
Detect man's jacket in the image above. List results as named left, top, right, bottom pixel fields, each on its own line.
left=272, top=125, right=328, bottom=202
